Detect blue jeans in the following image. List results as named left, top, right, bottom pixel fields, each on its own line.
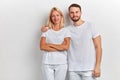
left=69, top=71, right=96, bottom=80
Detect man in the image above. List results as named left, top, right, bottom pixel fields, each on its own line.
left=41, top=3, right=102, bottom=80
left=67, top=3, right=102, bottom=80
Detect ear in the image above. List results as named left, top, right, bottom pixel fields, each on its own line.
left=80, top=11, right=82, bottom=15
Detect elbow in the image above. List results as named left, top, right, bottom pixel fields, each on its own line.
left=63, top=45, right=69, bottom=50
left=62, top=43, right=70, bottom=50
left=40, top=46, right=43, bottom=50
left=95, top=46, right=102, bottom=50
left=40, top=45, right=45, bottom=50
left=95, top=46, right=102, bottom=53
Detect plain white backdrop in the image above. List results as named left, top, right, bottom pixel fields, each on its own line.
left=0, top=0, right=120, bottom=80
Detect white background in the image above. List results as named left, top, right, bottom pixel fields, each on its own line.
left=0, top=0, right=120, bottom=80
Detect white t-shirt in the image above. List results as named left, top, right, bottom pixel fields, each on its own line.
left=67, top=21, right=100, bottom=71
left=41, top=28, right=71, bottom=64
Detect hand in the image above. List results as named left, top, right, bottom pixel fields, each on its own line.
left=41, top=25, right=49, bottom=32
left=92, top=67, right=101, bottom=77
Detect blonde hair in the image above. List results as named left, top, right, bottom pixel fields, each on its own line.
left=46, top=7, right=64, bottom=29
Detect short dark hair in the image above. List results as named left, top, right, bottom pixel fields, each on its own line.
left=68, top=3, right=81, bottom=11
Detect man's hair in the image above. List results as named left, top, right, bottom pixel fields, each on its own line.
left=68, top=3, right=81, bottom=11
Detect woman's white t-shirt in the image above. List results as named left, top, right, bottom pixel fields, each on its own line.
left=41, top=28, right=71, bottom=64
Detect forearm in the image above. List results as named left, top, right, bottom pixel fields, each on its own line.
left=49, top=44, right=68, bottom=51
left=40, top=37, right=70, bottom=51
left=95, top=47, right=102, bottom=68
left=49, top=37, right=70, bottom=51
left=40, top=44, right=58, bottom=52
left=92, top=47, right=102, bottom=77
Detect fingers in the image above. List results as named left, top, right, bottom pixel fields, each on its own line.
left=92, top=70, right=101, bottom=77
left=41, top=25, right=49, bottom=32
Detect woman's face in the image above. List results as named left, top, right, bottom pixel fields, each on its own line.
left=51, top=11, right=61, bottom=25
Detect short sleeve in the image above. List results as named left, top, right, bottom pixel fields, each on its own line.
left=41, top=32, right=46, bottom=37
left=91, top=23, right=100, bottom=38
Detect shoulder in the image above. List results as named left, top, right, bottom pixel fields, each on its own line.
left=41, top=29, right=51, bottom=35
left=61, top=27, right=71, bottom=37
left=84, top=21, right=93, bottom=26
left=61, top=27, right=71, bottom=35
left=64, top=25, right=73, bottom=30
left=62, top=27, right=71, bottom=32
left=84, top=21, right=95, bottom=29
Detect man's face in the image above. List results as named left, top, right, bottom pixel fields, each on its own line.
left=69, top=7, right=81, bottom=22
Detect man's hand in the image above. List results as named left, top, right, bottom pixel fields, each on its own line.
left=92, top=67, right=101, bottom=77
left=41, top=26, right=49, bottom=32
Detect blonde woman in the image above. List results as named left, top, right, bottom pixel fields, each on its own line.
left=40, top=7, right=71, bottom=80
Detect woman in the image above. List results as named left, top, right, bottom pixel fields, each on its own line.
left=40, top=7, right=71, bottom=80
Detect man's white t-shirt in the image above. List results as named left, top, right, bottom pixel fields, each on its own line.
left=41, top=28, right=71, bottom=64
left=67, top=21, right=100, bottom=71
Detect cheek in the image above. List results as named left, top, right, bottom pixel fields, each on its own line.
left=69, top=14, right=73, bottom=17
left=59, top=17, right=62, bottom=21
left=51, top=17, right=54, bottom=21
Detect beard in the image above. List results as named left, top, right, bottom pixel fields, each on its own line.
left=71, top=16, right=80, bottom=22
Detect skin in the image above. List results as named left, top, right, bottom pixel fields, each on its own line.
left=40, top=10, right=70, bottom=52
left=69, top=6, right=102, bottom=78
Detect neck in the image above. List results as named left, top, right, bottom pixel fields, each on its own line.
left=52, top=24, right=61, bottom=31
left=73, top=19, right=85, bottom=26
